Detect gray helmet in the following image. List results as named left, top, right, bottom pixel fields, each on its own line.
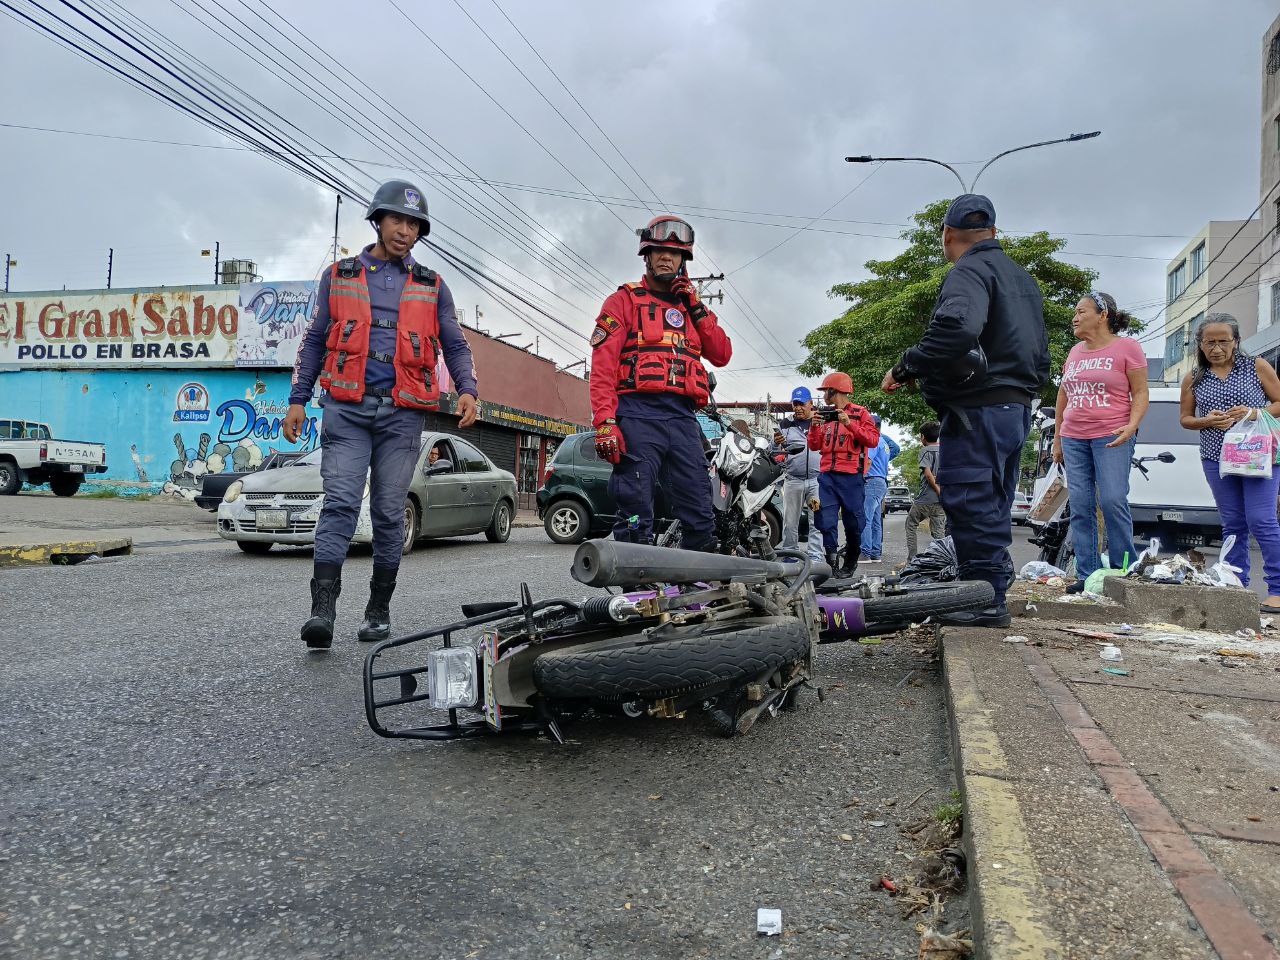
left=365, top=179, right=430, bottom=237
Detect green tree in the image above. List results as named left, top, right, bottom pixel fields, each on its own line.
left=799, top=199, right=1100, bottom=430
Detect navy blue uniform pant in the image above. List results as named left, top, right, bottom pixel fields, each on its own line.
left=817, top=470, right=865, bottom=559
left=937, top=402, right=1032, bottom=607
left=314, top=395, right=425, bottom=570
left=611, top=415, right=715, bottom=550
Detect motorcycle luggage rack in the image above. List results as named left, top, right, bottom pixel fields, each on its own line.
left=363, top=583, right=580, bottom=742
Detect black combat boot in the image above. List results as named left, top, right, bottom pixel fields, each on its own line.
left=357, top=568, right=397, bottom=643
left=301, top=577, right=341, bottom=650
left=825, top=551, right=840, bottom=577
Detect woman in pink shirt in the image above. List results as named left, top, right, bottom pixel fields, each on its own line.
left=1052, top=292, right=1149, bottom=590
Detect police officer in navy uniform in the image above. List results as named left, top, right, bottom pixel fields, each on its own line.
left=882, top=194, right=1049, bottom=627
left=589, top=216, right=733, bottom=550
left=284, top=179, right=480, bottom=650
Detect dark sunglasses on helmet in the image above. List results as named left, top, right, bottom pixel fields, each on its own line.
left=638, top=218, right=694, bottom=246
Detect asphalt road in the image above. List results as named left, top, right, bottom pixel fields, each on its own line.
left=1, top=521, right=966, bottom=960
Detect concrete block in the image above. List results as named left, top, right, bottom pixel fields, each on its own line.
left=1101, top=577, right=1260, bottom=633
left=1008, top=598, right=1126, bottom=625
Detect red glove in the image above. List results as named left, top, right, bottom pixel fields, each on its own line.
left=595, top=421, right=626, bottom=464
left=669, top=275, right=708, bottom=322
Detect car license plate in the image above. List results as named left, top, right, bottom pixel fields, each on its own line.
left=68, top=464, right=84, bottom=473
left=256, top=509, right=289, bottom=530
left=1162, top=511, right=1183, bottom=523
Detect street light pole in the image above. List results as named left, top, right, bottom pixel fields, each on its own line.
left=846, top=131, right=1100, bottom=192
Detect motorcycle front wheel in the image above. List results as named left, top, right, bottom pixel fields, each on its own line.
left=531, top=616, right=810, bottom=703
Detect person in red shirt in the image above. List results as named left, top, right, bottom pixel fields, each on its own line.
left=589, top=216, right=732, bottom=550
left=808, top=372, right=880, bottom=576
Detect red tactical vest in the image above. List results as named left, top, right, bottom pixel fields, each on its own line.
left=613, top=283, right=711, bottom=405
left=318, top=259, right=442, bottom=409
left=813, top=404, right=873, bottom=474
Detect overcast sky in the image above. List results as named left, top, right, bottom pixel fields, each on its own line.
left=2, top=0, right=1277, bottom=400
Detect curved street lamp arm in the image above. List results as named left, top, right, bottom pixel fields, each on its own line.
left=968, top=131, right=1101, bottom=191
left=845, top=155, right=965, bottom=192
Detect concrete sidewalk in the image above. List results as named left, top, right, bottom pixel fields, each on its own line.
left=944, top=615, right=1280, bottom=959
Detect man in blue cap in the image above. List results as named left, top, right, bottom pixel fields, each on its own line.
left=772, top=386, right=823, bottom=563
left=860, top=416, right=900, bottom=562
left=882, top=194, right=1049, bottom=626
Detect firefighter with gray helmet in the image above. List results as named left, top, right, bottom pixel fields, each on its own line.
left=284, top=179, right=480, bottom=651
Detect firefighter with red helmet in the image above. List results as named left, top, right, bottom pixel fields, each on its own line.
left=589, top=215, right=733, bottom=549
left=808, top=371, right=880, bottom=576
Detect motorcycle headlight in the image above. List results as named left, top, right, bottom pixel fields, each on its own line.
left=223, top=480, right=244, bottom=503
left=428, top=647, right=479, bottom=709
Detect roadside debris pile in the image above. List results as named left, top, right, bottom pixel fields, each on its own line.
left=1123, top=536, right=1244, bottom=588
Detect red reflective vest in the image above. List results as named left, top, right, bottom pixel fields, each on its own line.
left=613, top=283, right=710, bottom=404
left=807, top=403, right=880, bottom=474
left=318, top=259, right=441, bottom=409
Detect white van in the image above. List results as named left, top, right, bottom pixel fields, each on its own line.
left=1031, top=386, right=1220, bottom=547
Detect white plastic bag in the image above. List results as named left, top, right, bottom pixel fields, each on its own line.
left=1209, top=534, right=1245, bottom=588
left=1029, top=462, right=1069, bottom=522
left=1220, top=410, right=1274, bottom=479
left=1019, top=560, right=1066, bottom=580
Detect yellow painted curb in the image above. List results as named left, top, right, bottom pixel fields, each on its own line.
left=944, top=636, right=1065, bottom=960
left=0, top=538, right=132, bottom=568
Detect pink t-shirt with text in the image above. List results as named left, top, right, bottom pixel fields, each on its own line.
left=1060, top=337, right=1148, bottom=440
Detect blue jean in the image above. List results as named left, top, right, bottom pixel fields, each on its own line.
left=1201, top=460, right=1280, bottom=596
left=817, top=471, right=865, bottom=560
left=938, top=403, right=1031, bottom=606
left=862, top=475, right=888, bottom=558
left=1061, top=436, right=1136, bottom=581
left=314, top=395, right=425, bottom=570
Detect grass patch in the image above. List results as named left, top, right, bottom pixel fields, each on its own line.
left=933, top=790, right=963, bottom=828
left=81, top=489, right=151, bottom=501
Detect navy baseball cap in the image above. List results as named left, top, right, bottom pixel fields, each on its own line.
left=790, top=386, right=812, bottom=403
left=943, top=194, right=996, bottom=230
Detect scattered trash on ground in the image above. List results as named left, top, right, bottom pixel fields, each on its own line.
left=1102, top=667, right=1131, bottom=676
left=1124, top=535, right=1246, bottom=589
left=1100, top=645, right=1124, bottom=662
left=1214, top=648, right=1261, bottom=659
left=1002, top=635, right=1029, bottom=644
left=1017, top=560, right=1065, bottom=581
left=1118, top=623, right=1134, bottom=634
left=919, top=927, right=974, bottom=959
left=1061, top=627, right=1126, bottom=641
left=756, top=908, right=782, bottom=936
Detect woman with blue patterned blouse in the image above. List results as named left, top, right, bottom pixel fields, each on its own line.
left=1179, top=313, right=1280, bottom=612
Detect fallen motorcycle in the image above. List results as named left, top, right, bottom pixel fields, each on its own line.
left=363, top=541, right=994, bottom=743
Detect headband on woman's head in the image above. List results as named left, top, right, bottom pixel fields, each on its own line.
left=1089, top=292, right=1109, bottom=316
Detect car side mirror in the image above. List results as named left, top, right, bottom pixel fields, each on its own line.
left=1157, top=451, right=1176, bottom=463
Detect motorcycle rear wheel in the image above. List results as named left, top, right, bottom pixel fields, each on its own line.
left=861, top=581, right=994, bottom=625
left=532, top=616, right=810, bottom=703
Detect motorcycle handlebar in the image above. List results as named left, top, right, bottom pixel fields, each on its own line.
left=572, top=540, right=797, bottom=588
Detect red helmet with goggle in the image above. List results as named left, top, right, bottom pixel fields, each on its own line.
left=637, top=215, right=695, bottom=261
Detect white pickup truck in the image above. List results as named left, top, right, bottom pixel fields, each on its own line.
left=0, top=419, right=107, bottom=496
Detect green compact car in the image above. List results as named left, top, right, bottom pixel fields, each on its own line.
left=536, top=430, right=783, bottom=547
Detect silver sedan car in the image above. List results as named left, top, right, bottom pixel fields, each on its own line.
left=217, top=432, right=518, bottom=555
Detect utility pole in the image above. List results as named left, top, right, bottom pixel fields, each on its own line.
left=4, top=253, right=12, bottom=292
left=692, top=271, right=725, bottom=306
left=214, top=241, right=220, bottom=283
left=107, top=248, right=113, bottom=289
left=332, top=194, right=341, bottom=262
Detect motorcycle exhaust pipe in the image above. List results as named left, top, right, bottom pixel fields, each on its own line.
left=572, top=540, right=794, bottom=588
